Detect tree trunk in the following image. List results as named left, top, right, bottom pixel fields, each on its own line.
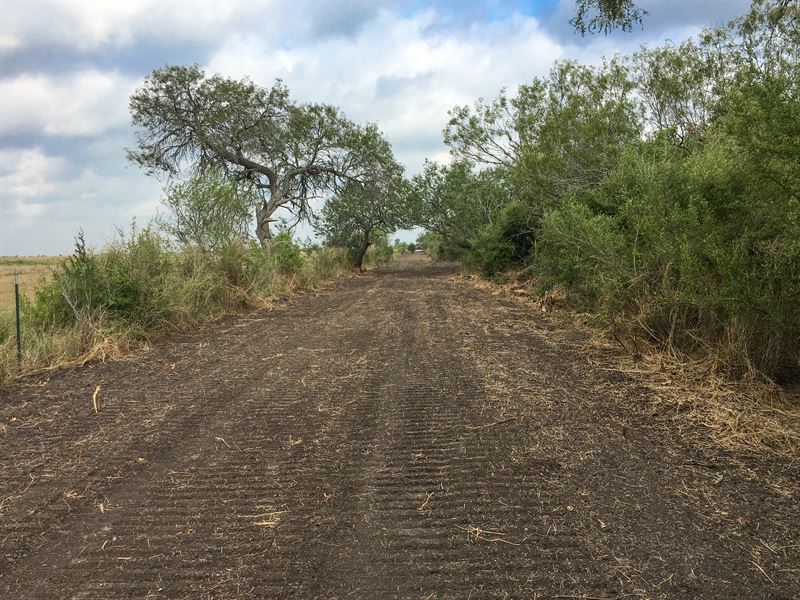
left=353, top=230, right=372, bottom=270
left=255, top=203, right=273, bottom=247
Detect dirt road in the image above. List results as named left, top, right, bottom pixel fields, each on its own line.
left=1, top=256, right=798, bottom=599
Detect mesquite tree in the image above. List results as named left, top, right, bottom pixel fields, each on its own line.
left=444, top=60, right=639, bottom=207
left=407, top=161, right=510, bottom=247
left=160, top=169, right=254, bottom=251
left=571, top=0, right=646, bottom=35
left=128, top=65, right=377, bottom=246
left=315, top=134, right=408, bottom=269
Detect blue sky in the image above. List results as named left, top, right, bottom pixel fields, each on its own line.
left=0, top=0, right=750, bottom=255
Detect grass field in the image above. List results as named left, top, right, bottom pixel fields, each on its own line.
left=0, top=257, right=62, bottom=312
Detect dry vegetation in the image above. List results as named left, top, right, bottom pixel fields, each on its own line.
left=5, top=256, right=796, bottom=598
left=456, top=272, right=800, bottom=461
left=0, top=256, right=60, bottom=311
left=0, top=235, right=373, bottom=384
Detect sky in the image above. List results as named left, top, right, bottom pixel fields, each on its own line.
left=0, top=0, right=751, bottom=255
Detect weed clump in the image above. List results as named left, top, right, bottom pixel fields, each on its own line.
left=0, top=227, right=351, bottom=383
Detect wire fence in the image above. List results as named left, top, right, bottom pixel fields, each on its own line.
left=0, top=270, right=32, bottom=363
left=0, top=269, right=50, bottom=312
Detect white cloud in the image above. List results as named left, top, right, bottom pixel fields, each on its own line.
left=1, top=0, right=267, bottom=52
left=0, top=70, right=140, bottom=137
left=206, top=9, right=566, bottom=174
left=0, top=32, right=20, bottom=50
left=0, top=148, right=64, bottom=234
left=0, top=148, right=66, bottom=198
left=0, top=144, right=162, bottom=253
left=11, top=198, right=44, bottom=220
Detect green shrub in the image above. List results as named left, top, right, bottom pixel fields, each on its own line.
left=464, top=202, right=539, bottom=277
left=364, top=235, right=394, bottom=266
left=301, top=247, right=347, bottom=286
left=23, top=233, right=101, bottom=330
left=160, top=169, right=254, bottom=252
left=535, top=199, right=625, bottom=309
left=102, top=227, right=173, bottom=330
left=2, top=225, right=352, bottom=383
left=267, top=231, right=304, bottom=274
left=534, top=135, right=800, bottom=378
left=416, top=231, right=465, bottom=261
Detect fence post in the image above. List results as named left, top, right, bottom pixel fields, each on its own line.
left=15, top=271, right=22, bottom=364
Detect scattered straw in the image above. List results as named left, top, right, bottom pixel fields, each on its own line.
left=465, top=418, right=517, bottom=431
left=456, top=270, right=800, bottom=460
left=456, top=524, right=520, bottom=546
left=241, top=510, right=287, bottom=528
left=621, top=350, right=800, bottom=459
left=751, top=560, right=776, bottom=585
left=91, top=385, right=101, bottom=413
left=417, top=491, right=434, bottom=512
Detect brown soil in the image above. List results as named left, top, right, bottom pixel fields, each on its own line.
left=1, top=255, right=798, bottom=599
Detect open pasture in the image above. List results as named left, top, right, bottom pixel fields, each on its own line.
left=0, top=257, right=61, bottom=312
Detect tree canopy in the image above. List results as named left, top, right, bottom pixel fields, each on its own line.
left=315, top=131, right=408, bottom=268
left=128, top=66, right=383, bottom=246
left=570, top=0, right=647, bottom=35
left=407, top=161, right=509, bottom=252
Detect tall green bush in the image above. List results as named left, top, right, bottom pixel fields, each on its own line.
left=267, top=231, right=305, bottom=274
left=535, top=200, right=625, bottom=308
left=464, top=202, right=539, bottom=277
left=534, top=132, right=799, bottom=377
left=418, top=0, right=800, bottom=380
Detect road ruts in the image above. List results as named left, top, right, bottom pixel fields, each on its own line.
left=1, top=255, right=798, bottom=599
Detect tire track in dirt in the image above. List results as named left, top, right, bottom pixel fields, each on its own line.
left=430, top=273, right=800, bottom=600
left=1, top=256, right=798, bottom=599
left=1, top=281, right=378, bottom=596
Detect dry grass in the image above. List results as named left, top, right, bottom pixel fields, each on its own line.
left=616, top=347, right=800, bottom=459
left=457, top=271, right=800, bottom=460
left=0, top=256, right=61, bottom=311
left=0, top=248, right=355, bottom=385
left=0, top=314, right=133, bottom=383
